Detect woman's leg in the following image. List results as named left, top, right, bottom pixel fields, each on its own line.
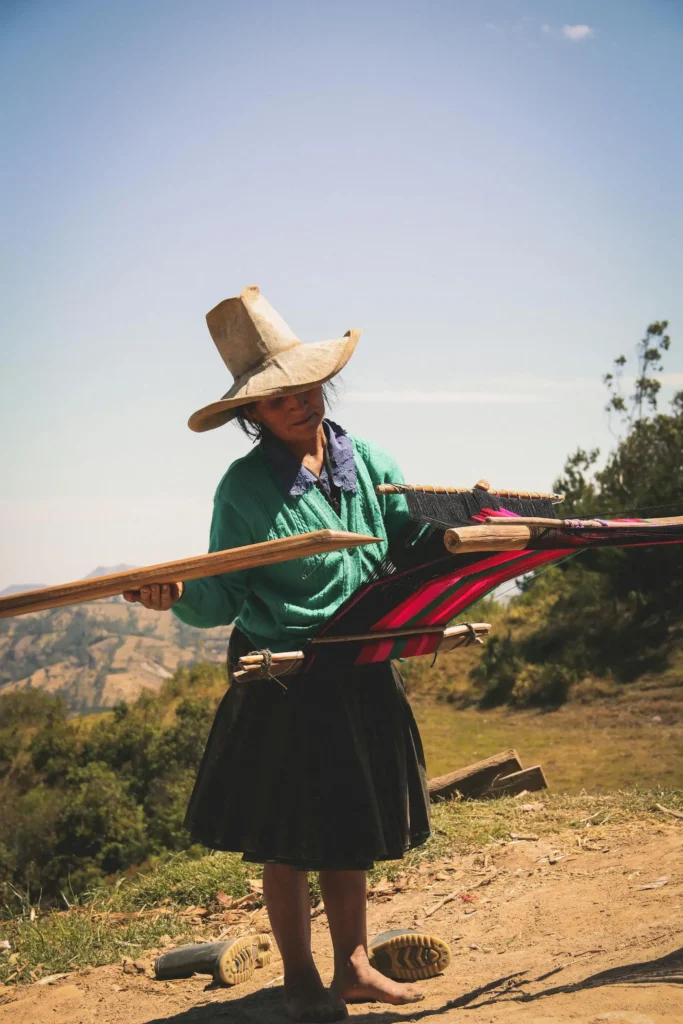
left=263, top=863, right=347, bottom=1022
left=319, top=870, right=424, bottom=1004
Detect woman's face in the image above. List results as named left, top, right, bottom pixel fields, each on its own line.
left=250, top=385, right=325, bottom=443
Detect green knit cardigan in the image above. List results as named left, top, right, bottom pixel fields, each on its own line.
left=172, top=435, right=410, bottom=652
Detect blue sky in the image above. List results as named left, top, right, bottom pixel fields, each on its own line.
left=1, top=0, right=682, bottom=587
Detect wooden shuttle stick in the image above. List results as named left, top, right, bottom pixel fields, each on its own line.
left=0, top=530, right=381, bottom=620
left=484, top=516, right=585, bottom=528
left=483, top=514, right=683, bottom=529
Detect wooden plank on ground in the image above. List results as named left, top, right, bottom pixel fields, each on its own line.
left=487, top=765, right=548, bottom=798
left=428, top=749, right=523, bottom=802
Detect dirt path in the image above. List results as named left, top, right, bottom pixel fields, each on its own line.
left=2, top=823, right=682, bottom=1024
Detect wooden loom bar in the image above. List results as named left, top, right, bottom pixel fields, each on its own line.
left=376, top=483, right=565, bottom=503
left=485, top=516, right=589, bottom=528
left=0, top=531, right=380, bottom=620
left=444, top=524, right=532, bottom=554
left=233, top=623, right=492, bottom=680
left=484, top=515, right=683, bottom=529
left=445, top=517, right=683, bottom=553
left=237, top=623, right=491, bottom=656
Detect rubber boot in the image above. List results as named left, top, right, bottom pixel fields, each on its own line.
left=154, top=934, right=272, bottom=986
left=368, top=929, right=451, bottom=981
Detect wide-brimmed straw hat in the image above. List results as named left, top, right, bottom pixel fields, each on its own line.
left=188, top=285, right=361, bottom=432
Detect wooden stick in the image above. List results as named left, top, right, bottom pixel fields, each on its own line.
left=444, top=524, right=533, bottom=554
left=376, top=484, right=565, bottom=503
left=424, top=886, right=467, bottom=919
left=655, top=803, right=683, bottom=821
left=484, top=515, right=683, bottom=529
left=489, top=488, right=563, bottom=502
left=0, top=530, right=380, bottom=620
left=234, top=623, right=492, bottom=679
left=238, top=652, right=306, bottom=664
left=424, top=873, right=496, bottom=918
left=232, top=654, right=304, bottom=681
left=484, top=516, right=583, bottom=528
left=446, top=516, right=683, bottom=554
left=310, top=622, right=490, bottom=645
left=439, top=623, right=491, bottom=652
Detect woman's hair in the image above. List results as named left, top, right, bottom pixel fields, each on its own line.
left=232, top=380, right=339, bottom=442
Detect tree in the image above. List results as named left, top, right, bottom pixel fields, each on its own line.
left=11, top=764, right=149, bottom=897
left=475, top=319, right=682, bottom=705
left=556, top=321, right=683, bottom=628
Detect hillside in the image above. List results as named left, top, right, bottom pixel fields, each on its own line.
left=0, top=601, right=231, bottom=714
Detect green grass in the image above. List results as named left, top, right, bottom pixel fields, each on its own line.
left=2, top=788, right=682, bottom=987
left=0, top=898, right=194, bottom=985
left=414, top=700, right=683, bottom=791
left=106, top=849, right=254, bottom=912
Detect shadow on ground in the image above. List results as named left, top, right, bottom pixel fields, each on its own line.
left=142, top=946, right=683, bottom=1023
left=455, top=945, right=683, bottom=1011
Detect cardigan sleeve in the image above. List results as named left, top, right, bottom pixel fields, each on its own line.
left=356, top=438, right=413, bottom=545
left=172, top=494, right=252, bottom=629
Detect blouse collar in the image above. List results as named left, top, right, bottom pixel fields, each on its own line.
left=261, top=419, right=358, bottom=499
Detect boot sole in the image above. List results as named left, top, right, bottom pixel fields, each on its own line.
left=216, top=933, right=273, bottom=986
left=369, top=932, right=451, bottom=981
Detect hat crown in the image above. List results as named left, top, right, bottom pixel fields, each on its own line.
left=206, top=286, right=300, bottom=381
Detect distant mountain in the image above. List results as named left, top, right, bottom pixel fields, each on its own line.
left=84, top=564, right=138, bottom=579
left=0, top=584, right=46, bottom=597
left=0, top=601, right=232, bottom=714
left=1, top=565, right=137, bottom=597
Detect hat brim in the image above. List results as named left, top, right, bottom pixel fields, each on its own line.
left=188, top=330, right=360, bottom=433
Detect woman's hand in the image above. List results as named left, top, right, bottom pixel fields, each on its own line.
left=122, top=582, right=184, bottom=611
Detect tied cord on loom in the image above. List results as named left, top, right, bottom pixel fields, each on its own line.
left=252, top=649, right=288, bottom=692
left=430, top=620, right=484, bottom=668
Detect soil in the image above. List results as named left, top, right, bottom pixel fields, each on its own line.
left=2, top=822, right=682, bottom=1024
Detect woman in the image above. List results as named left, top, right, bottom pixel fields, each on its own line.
left=125, top=286, right=433, bottom=1023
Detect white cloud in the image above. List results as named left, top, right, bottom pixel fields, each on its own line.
left=619, top=372, right=683, bottom=391
left=344, top=391, right=553, bottom=405
left=343, top=375, right=603, bottom=405
left=562, top=24, right=594, bottom=41
left=541, top=24, right=551, bottom=33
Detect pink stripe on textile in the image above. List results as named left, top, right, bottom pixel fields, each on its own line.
left=402, top=632, right=441, bottom=659
left=482, top=507, right=520, bottom=518
left=470, top=507, right=517, bottom=523
left=420, top=549, right=570, bottom=625
left=372, top=550, right=536, bottom=631
left=356, top=637, right=395, bottom=665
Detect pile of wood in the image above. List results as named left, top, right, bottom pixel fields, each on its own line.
left=427, top=748, right=547, bottom=803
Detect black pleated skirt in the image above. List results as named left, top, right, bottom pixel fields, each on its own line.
left=183, top=629, right=431, bottom=871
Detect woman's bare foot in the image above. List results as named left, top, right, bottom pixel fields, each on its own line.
left=284, top=967, right=348, bottom=1022
left=332, top=951, right=425, bottom=1005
